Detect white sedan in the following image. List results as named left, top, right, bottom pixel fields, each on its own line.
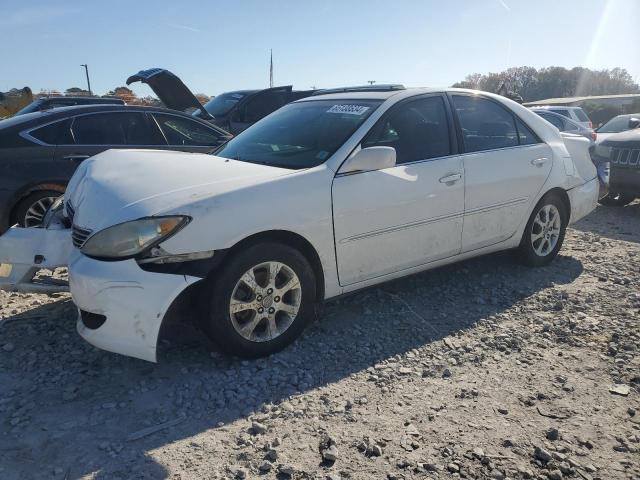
left=1, top=88, right=600, bottom=362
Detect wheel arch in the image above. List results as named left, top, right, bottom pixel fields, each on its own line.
left=221, top=229, right=326, bottom=303
left=9, top=182, right=66, bottom=224
left=543, top=187, right=571, bottom=221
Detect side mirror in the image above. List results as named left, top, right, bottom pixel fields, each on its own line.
left=338, top=146, right=396, bottom=174
left=628, top=118, right=640, bottom=129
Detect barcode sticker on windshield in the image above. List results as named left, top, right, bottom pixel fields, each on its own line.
left=327, top=104, right=370, bottom=115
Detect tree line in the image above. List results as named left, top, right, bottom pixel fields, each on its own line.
left=451, top=66, right=639, bottom=102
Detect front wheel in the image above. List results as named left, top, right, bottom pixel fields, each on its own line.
left=13, top=191, right=62, bottom=228
left=517, top=193, right=567, bottom=267
left=201, top=242, right=317, bottom=358
left=598, top=192, right=635, bottom=207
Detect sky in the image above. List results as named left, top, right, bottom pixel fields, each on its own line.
left=2, top=0, right=639, bottom=98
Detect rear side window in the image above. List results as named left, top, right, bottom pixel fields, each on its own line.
left=72, top=113, right=152, bottom=145
left=153, top=113, right=222, bottom=146
left=553, top=109, right=571, bottom=118
left=364, top=96, right=451, bottom=164
left=515, top=118, right=540, bottom=145
left=452, top=95, right=518, bottom=152
left=539, top=112, right=564, bottom=130
left=29, top=119, right=74, bottom=144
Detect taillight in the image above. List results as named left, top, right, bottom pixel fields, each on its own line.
left=591, top=131, right=597, bottom=142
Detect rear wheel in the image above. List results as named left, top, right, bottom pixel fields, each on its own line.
left=598, top=192, right=635, bottom=207
left=517, top=193, right=567, bottom=267
left=201, top=242, right=317, bottom=358
left=12, top=191, right=62, bottom=228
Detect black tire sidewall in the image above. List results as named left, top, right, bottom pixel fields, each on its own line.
left=202, top=242, right=317, bottom=358
left=518, top=193, right=568, bottom=267
left=12, top=190, right=61, bottom=227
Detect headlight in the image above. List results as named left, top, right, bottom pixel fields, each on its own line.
left=81, top=216, right=190, bottom=259
left=594, top=145, right=612, bottom=159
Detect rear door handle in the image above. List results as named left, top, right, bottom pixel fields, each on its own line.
left=64, top=155, right=90, bottom=163
left=531, top=157, right=549, bottom=167
left=439, top=173, right=462, bottom=184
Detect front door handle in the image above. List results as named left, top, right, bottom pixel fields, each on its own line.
left=439, top=173, right=462, bottom=184
left=64, top=155, right=90, bottom=163
left=531, top=157, right=549, bottom=167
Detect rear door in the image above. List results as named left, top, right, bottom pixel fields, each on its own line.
left=54, top=111, right=156, bottom=168
left=450, top=94, right=553, bottom=252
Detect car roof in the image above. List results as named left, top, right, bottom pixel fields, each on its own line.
left=0, top=103, right=229, bottom=133
left=530, top=105, right=583, bottom=110
left=297, top=87, right=441, bottom=102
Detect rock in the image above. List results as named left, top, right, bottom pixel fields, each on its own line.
left=547, top=470, right=563, bottom=480
left=447, top=463, right=459, bottom=473
left=278, top=464, right=296, bottom=476
left=265, top=448, right=278, bottom=462
left=322, top=444, right=338, bottom=462
left=534, top=446, right=553, bottom=463
left=232, top=467, right=247, bottom=479
left=628, top=407, right=636, bottom=417
left=609, top=384, right=630, bottom=396
left=497, top=407, right=508, bottom=415
left=370, top=444, right=383, bottom=457
left=258, top=460, right=272, bottom=472
left=546, top=428, right=560, bottom=441
left=250, top=421, right=268, bottom=435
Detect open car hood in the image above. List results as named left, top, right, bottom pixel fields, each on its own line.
left=126, top=68, right=211, bottom=119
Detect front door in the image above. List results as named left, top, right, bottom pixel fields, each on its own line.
left=449, top=94, right=553, bottom=252
left=332, top=95, right=464, bottom=286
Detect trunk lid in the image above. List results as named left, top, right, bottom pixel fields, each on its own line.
left=126, top=68, right=211, bottom=119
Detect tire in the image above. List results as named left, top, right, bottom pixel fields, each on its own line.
left=598, top=192, right=635, bottom=207
left=201, top=242, right=317, bottom=358
left=517, top=193, right=568, bottom=267
left=12, top=190, right=62, bottom=228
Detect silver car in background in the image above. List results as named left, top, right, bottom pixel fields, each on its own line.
left=533, top=109, right=597, bottom=144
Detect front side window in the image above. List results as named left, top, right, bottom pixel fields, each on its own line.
left=216, top=100, right=382, bottom=169
left=452, top=95, right=518, bottom=152
left=153, top=114, right=222, bottom=146
left=363, top=96, right=451, bottom=164
left=72, top=112, right=152, bottom=145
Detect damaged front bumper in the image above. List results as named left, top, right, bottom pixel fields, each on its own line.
left=0, top=227, right=72, bottom=293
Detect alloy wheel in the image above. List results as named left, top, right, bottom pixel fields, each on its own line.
left=24, top=196, right=58, bottom=227
left=229, top=261, right=302, bottom=342
left=531, top=204, right=561, bottom=257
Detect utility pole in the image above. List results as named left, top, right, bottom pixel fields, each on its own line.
left=80, top=64, right=92, bottom=96
left=269, top=50, right=274, bottom=88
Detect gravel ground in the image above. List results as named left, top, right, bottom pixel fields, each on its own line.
left=0, top=203, right=638, bottom=480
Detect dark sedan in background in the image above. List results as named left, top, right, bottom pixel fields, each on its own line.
left=0, top=104, right=231, bottom=232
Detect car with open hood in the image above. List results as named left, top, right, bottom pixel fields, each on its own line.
left=0, top=88, right=600, bottom=362
left=127, top=68, right=314, bottom=134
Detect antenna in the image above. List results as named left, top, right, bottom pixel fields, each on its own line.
left=269, top=49, right=274, bottom=88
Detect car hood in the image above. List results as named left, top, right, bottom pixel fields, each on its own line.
left=66, top=149, right=292, bottom=232
left=600, top=128, right=640, bottom=148
left=126, top=68, right=211, bottom=119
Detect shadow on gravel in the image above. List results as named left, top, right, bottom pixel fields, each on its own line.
left=572, top=201, right=640, bottom=243
left=0, top=251, right=583, bottom=479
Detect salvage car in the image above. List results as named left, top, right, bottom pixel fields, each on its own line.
left=0, top=88, right=599, bottom=361
left=532, top=109, right=596, bottom=143
left=592, top=119, right=640, bottom=206
left=14, top=96, right=125, bottom=116
left=0, top=104, right=232, bottom=232
left=127, top=68, right=314, bottom=134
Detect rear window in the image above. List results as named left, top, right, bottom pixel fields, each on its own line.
left=574, top=109, right=590, bottom=122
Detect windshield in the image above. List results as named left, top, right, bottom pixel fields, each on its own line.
left=597, top=114, right=638, bottom=133
left=199, top=92, right=250, bottom=117
left=215, top=99, right=382, bottom=169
